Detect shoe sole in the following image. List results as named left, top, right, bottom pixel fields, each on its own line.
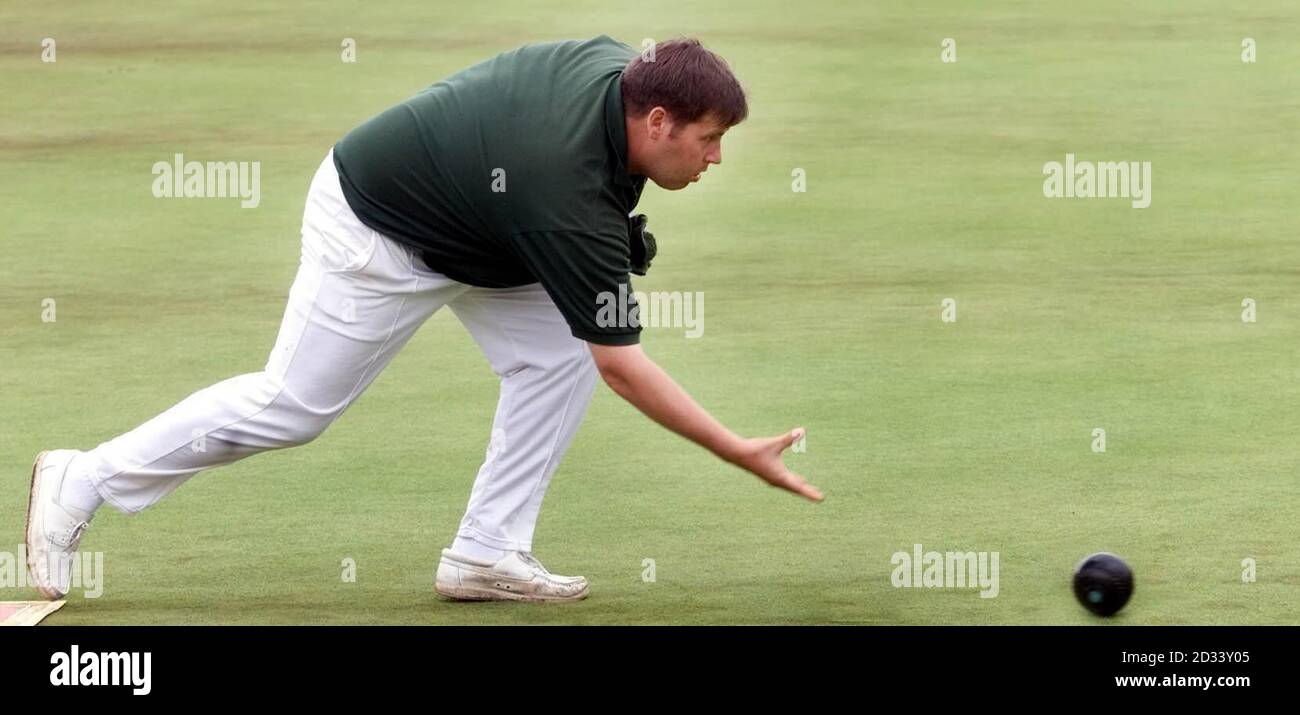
left=24, top=450, right=63, bottom=600
left=434, top=580, right=589, bottom=603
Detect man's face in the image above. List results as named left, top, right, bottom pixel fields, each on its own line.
left=635, top=110, right=728, bottom=190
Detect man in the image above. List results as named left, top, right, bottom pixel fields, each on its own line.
left=25, top=35, right=822, bottom=604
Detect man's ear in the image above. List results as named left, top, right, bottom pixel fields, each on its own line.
left=646, top=106, right=669, bottom=140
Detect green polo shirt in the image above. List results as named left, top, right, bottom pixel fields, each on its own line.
left=332, top=35, right=646, bottom=345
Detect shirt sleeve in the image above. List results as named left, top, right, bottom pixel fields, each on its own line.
left=507, top=229, right=642, bottom=346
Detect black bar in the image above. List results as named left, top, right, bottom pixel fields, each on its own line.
left=1, top=626, right=1285, bottom=698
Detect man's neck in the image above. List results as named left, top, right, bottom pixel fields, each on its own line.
left=624, top=115, right=645, bottom=176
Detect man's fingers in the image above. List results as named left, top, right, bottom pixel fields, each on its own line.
left=768, top=429, right=819, bottom=500
left=769, top=427, right=805, bottom=453
left=793, top=480, right=824, bottom=502
left=791, top=479, right=824, bottom=502
left=777, top=470, right=824, bottom=503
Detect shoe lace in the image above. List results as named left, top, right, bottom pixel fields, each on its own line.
left=68, top=521, right=89, bottom=546
left=53, top=520, right=89, bottom=549
left=517, top=552, right=550, bottom=574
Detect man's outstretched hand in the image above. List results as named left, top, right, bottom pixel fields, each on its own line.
left=727, top=428, right=823, bottom=502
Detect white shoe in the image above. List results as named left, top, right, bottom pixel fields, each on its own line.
left=435, top=549, right=589, bottom=602
left=25, top=450, right=94, bottom=600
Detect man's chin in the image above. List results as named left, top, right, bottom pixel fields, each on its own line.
left=651, top=177, right=692, bottom=191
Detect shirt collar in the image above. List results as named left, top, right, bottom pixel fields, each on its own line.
left=604, top=73, right=637, bottom=188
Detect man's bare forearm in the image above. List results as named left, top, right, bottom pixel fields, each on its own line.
left=594, top=346, right=745, bottom=463
left=588, top=342, right=822, bottom=502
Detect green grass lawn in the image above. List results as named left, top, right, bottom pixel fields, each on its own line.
left=2, top=0, right=1297, bottom=624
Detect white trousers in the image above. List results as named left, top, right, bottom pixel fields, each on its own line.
left=78, top=152, right=599, bottom=553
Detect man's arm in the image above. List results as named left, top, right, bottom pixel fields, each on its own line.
left=588, top=342, right=823, bottom=502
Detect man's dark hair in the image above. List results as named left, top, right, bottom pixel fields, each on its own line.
left=621, top=38, right=748, bottom=128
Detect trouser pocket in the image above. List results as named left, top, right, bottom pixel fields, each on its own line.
left=300, top=151, right=379, bottom=273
